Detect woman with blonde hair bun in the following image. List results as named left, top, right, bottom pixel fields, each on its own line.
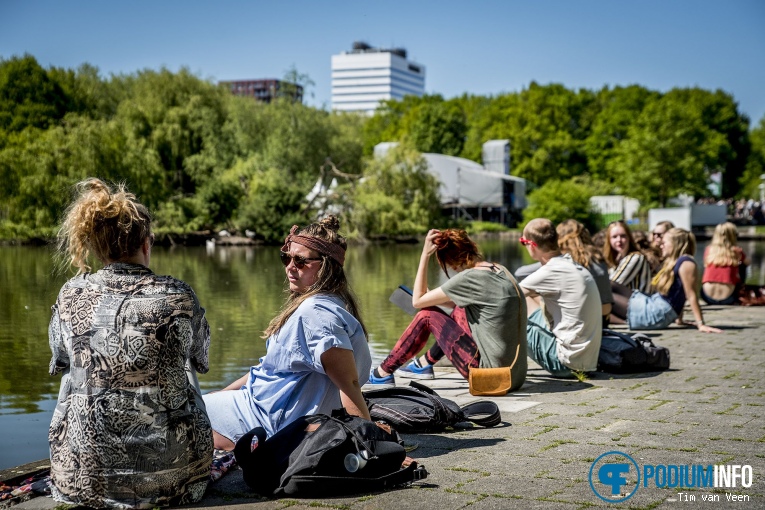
left=203, top=216, right=372, bottom=450
left=49, top=178, right=213, bottom=508
left=701, top=222, right=749, bottom=305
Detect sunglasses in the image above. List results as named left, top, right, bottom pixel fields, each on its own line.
left=652, top=232, right=664, bottom=238
left=280, top=251, right=322, bottom=269
left=519, top=236, right=537, bottom=247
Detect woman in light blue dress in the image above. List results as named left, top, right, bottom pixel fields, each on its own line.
left=203, top=216, right=371, bottom=450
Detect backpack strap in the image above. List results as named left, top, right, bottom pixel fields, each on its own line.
left=408, top=380, right=437, bottom=394
left=278, top=461, right=428, bottom=497
left=460, top=401, right=502, bottom=428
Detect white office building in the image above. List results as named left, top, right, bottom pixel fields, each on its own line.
left=331, top=42, right=426, bottom=115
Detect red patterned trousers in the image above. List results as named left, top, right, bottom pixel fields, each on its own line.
left=380, top=306, right=479, bottom=378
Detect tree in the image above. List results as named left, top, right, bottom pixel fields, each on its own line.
left=348, top=146, right=441, bottom=237
left=403, top=100, right=467, bottom=156
left=0, top=55, right=69, bottom=140
left=739, top=116, right=765, bottom=199
left=661, top=88, right=750, bottom=198
left=611, top=95, right=726, bottom=207
left=583, top=85, right=659, bottom=183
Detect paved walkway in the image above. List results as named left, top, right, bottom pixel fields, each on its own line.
left=10, top=304, right=764, bottom=509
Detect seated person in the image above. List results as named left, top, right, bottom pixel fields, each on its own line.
left=611, top=228, right=722, bottom=333
left=203, top=216, right=372, bottom=449
left=49, top=178, right=212, bottom=508
left=604, top=220, right=653, bottom=294
left=518, top=219, right=602, bottom=377
left=701, top=222, right=748, bottom=305
left=516, top=219, right=613, bottom=329
left=367, top=228, right=527, bottom=392
left=633, top=230, right=662, bottom=274
left=650, top=220, right=675, bottom=250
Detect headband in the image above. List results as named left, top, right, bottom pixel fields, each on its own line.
left=281, top=225, right=346, bottom=266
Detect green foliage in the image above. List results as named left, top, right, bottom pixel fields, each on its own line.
left=522, top=177, right=601, bottom=229
left=403, top=100, right=467, bottom=156
left=611, top=94, right=727, bottom=207
left=0, top=55, right=69, bottom=138
left=583, top=85, right=660, bottom=183
left=348, top=146, right=441, bottom=236
left=0, top=54, right=760, bottom=241
left=236, top=164, right=309, bottom=242
left=739, top=116, right=765, bottom=198
left=466, top=221, right=511, bottom=234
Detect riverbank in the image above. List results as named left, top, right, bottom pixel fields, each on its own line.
left=2, top=225, right=765, bottom=247
left=5, top=302, right=763, bottom=509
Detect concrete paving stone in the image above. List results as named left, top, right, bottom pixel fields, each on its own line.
left=7, top=305, right=765, bottom=510
left=354, top=484, right=474, bottom=510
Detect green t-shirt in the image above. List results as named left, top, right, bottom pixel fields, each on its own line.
left=440, top=266, right=527, bottom=390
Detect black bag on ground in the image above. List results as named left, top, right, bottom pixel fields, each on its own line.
left=363, top=381, right=502, bottom=433
left=234, top=408, right=427, bottom=498
left=598, top=329, right=670, bottom=373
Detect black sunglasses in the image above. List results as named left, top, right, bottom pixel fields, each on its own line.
left=280, top=251, right=322, bottom=269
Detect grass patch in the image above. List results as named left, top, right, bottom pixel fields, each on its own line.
left=722, top=371, right=740, bottom=379
left=647, top=399, right=672, bottom=410
left=635, top=389, right=661, bottom=400
left=540, top=439, right=577, bottom=451
left=714, top=403, right=741, bottom=415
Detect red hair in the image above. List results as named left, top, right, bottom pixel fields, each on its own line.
left=434, top=229, right=482, bottom=276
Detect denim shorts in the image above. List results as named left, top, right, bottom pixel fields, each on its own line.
left=526, top=309, right=575, bottom=378
left=627, top=292, right=678, bottom=330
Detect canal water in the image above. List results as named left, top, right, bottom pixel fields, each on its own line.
left=1, top=239, right=763, bottom=469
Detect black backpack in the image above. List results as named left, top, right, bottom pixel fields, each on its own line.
left=234, top=408, right=428, bottom=498
left=363, top=381, right=502, bottom=433
left=598, top=329, right=671, bottom=373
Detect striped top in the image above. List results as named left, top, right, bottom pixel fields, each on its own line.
left=609, top=251, right=653, bottom=294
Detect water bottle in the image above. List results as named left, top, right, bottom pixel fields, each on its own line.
left=343, top=450, right=369, bottom=472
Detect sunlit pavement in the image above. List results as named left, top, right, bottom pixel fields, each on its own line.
left=9, top=304, right=764, bottom=509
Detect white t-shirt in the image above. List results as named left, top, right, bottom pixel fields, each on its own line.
left=519, top=254, right=602, bottom=371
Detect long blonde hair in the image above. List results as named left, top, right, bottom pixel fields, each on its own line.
left=556, top=219, right=600, bottom=268
left=651, top=228, right=696, bottom=295
left=57, top=178, right=151, bottom=273
left=263, top=216, right=367, bottom=339
left=705, top=222, right=740, bottom=267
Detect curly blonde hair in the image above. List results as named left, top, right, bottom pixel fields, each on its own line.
left=556, top=219, right=601, bottom=268
left=57, top=178, right=151, bottom=273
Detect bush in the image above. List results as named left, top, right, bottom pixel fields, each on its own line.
left=522, top=177, right=600, bottom=231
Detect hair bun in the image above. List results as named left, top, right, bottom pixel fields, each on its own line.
left=320, top=215, right=341, bottom=232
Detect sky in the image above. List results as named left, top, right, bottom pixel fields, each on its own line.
left=1, top=0, right=764, bottom=124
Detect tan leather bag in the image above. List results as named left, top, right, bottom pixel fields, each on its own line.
left=468, top=344, right=520, bottom=396
left=467, top=263, right=524, bottom=397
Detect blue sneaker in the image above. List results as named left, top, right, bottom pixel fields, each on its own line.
left=397, top=360, right=435, bottom=380
left=363, top=369, right=395, bottom=389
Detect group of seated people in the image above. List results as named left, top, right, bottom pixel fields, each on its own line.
left=47, top=178, right=739, bottom=508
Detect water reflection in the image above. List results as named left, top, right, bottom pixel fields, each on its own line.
left=0, top=238, right=762, bottom=469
